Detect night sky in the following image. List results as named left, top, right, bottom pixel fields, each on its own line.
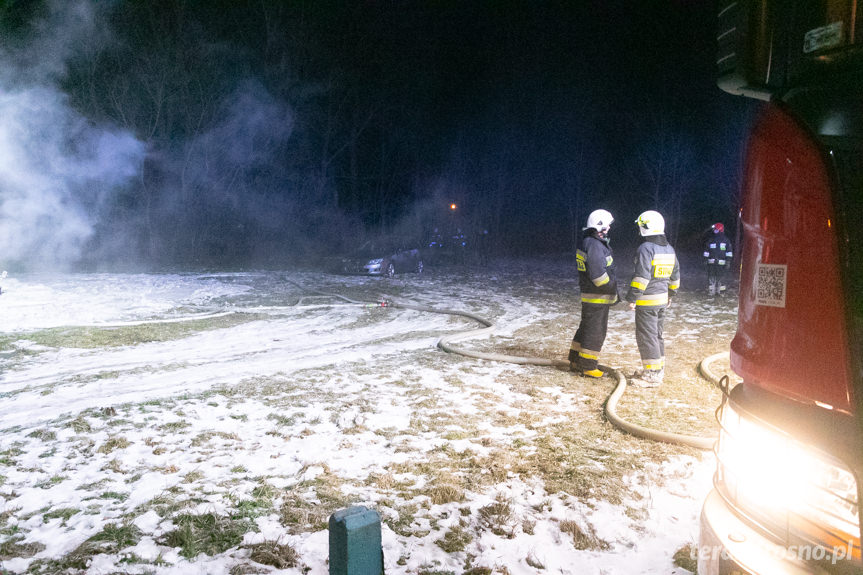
left=0, top=0, right=757, bottom=270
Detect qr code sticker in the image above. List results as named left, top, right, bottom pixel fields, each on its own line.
left=755, top=263, right=787, bottom=308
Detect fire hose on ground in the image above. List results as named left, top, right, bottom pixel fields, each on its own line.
left=388, top=298, right=729, bottom=451
left=268, top=281, right=730, bottom=451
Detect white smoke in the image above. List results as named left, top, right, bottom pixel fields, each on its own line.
left=0, top=1, right=144, bottom=270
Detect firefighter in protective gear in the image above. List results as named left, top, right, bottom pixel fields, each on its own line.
left=703, top=222, right=733, bottom=296
left=569, top=209, right=619, bottom=378
left=626, top=210, right=680, bottom=387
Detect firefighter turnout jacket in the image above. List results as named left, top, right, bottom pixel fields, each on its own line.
left=703, top=231, right=733, bottom=266
left=626, top=235, right=680, bottom=306
left=576, top=233, right=619, bottom=305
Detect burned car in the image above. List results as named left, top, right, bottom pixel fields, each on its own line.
left=338, top=239, right=424, bottom=277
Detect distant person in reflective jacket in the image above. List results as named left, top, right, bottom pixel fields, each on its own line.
left=569, top=209, right=619, bottom=378
left=704, top=222, right=733, bottom=296
left=626, top=210, right=680, bottom=388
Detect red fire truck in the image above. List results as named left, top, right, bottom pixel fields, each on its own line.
left=699, top=1, right=862, bottom=573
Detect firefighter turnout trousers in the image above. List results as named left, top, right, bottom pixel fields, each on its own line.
left=635, top=305, right=666, bottom=371
left=707, top=264, right=727, bottom=296
left=569, top=302, right=610, bottom=372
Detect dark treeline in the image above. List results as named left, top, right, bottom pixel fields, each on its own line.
left=0, top=0, right=755, bottom=270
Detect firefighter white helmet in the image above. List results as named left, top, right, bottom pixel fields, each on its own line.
left=585, top=209, right=613, bottom=233
left=635, top=210, right=665, bottom=236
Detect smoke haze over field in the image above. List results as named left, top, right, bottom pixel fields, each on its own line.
left=149, top=80, right=299, bottom=266
left=0, top=1, right=753, bottom=271
left=0, top=1, right=144, bottom=270
left=0, top=1, right=319, bottom=271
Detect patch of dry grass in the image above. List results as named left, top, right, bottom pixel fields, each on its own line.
left=436, top=521, right=473, bottom=552
left=245, top=539, right=300, bottom=569
left=279, top=464, right=355, bottom=534
left=427, top=482, right=465, bottom=505
left=559, top=518, right=610, bottom=551
left=673, top=543, right=698, bottom=572
left=0, top=536, right=45, bottom=561
left=96, top=435, right=131, bottom=454
left=478, top=494, right=517, bottom=538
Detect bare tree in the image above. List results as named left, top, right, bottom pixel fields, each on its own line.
left=626, top=115, right=699, bottom=245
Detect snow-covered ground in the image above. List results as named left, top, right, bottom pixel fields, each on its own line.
left=0, top=258, right=738, bottom=574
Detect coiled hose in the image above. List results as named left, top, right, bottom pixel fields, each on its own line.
left=390, top=299, right=729, bottom=451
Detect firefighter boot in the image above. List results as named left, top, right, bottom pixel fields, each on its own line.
left=630, top=369, right=663, bottom=388
left=570, top=359, right=603, bottom=378
left=577, top=353, right=604, bottom=378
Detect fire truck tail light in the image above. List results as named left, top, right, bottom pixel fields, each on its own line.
left=716, top=402, right=861, bottom=562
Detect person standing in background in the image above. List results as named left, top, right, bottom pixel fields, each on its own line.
left=704, top=222, right=733, bottom=296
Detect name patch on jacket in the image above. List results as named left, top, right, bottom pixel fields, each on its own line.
left=651, top=254, right=675, bottom=278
